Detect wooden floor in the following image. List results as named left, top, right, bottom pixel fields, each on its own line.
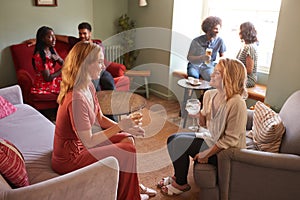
left=137, top=94, right=200, bottom=200
left=42, top=93, right=200, bottom=200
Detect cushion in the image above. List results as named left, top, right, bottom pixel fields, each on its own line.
left=0, top=96, right=17, bottom=119
left=247, top=101, right=285, bottom=153
left=0, top=138, right=30, bottom=188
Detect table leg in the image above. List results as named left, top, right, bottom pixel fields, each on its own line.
left=182, top=88, right=193, bottom=128
left=144, top=76, right=149, bottom=99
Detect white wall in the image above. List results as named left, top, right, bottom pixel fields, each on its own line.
left=266, top=0, right=300, bottom=111
left=0, top=0, right=93, bottom=87
left=0, top=0, right=127, bottom=88
left=169, top=0, right=204, bottom=101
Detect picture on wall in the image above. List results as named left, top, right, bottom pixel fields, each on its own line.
left=35, top=0, right=57, bottom=6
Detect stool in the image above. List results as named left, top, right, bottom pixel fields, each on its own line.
left=125, top=70, right=151, bottom=99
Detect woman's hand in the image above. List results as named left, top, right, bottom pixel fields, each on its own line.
left=193, top=152, right=208, bottom=164
left=51, top=54, right=64, bottom=65
left=118, top=118, right=145, bottom=137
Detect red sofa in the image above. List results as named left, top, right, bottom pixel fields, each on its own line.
left=10, top=40, right=130, bottom=110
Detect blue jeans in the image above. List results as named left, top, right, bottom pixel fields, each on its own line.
left=187, top=63, right=215, bottom=81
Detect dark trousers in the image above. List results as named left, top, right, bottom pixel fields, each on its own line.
left=167, top=132, right=217, bottom=185
left=92, top=70, right=115, bottom=91
left=92, top=70, right=117, bottom=122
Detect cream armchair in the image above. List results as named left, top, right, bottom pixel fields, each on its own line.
left=194, top=90, right=300, bottom=200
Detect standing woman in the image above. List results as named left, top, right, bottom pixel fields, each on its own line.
left=31, top=26, right=64, bottom=94
left=158, top=58, right=248, bottom=196
left=52, top=41, right=154, bottom=200
left=236, top=22, right=259, bottom=88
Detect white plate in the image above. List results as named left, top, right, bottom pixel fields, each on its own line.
left=186, top=79, right=201, bottom=86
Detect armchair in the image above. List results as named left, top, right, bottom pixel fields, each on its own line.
left=10, top=40, right=129, bottom=110
left=194, top=90, right=300, bottom=200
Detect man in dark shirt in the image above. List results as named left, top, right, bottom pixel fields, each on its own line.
left=55, top=22, right=115, bottom=91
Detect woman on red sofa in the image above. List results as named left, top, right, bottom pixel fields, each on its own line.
left=52, top=41, right=155, bottom=200
left=31, top=26, right=64, bottom=94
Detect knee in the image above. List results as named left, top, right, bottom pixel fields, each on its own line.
left=121, top=136, right=135, bottom=145
left=167, top=134, right=176, bottom=144
left=122, top=142, right=136, bottom=153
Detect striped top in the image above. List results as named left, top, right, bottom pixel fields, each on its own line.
left=236, top=43, right=258, bottom=87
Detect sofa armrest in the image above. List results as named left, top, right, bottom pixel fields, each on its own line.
left=16, top=69, right=34, bottom=102
left=218, top=148, right=300, bottom=200
left=0, top=85, right=23, bottom=105
left=105, top=61, right=126, bottom=78
left=1, top=157, right=119, bottom=200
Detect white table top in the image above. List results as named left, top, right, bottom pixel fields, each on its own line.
left=177, top=78, right=212, bottom=90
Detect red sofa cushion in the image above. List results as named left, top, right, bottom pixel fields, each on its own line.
left=0, top=138, right=30, bottom=188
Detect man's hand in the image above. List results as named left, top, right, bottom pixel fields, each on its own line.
left=23, top=38, right=36, bottom=47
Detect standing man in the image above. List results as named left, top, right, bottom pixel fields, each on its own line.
left=187, top=16, right=226, bottom=81
left=55, top=22, right=116, bottom=91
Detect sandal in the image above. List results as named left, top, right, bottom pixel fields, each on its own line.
left=157, top=176, right=174, bottom=188
left=139, top=184, right=157, bottom=197
left=161, top=183, right=191, bottom=196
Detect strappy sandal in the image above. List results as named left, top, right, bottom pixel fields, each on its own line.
left=161, top=183, right=191, bottom=196
left=139, top=184, right=157, bottom=197
left=157, top=176, right=174, bottom=188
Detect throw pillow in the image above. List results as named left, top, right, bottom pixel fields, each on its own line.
left=0, top=138, right=30, bottom=188
left=0, top=96, right=17, bottom=119
left=247, top=101, right=285, bottom=153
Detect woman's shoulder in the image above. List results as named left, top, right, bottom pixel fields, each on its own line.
left=227, top=94, right=247, bottom=109
left=205, top=89, right=218, bottom=96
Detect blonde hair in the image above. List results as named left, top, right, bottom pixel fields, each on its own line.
left=218, top=58, right=248, bottom=100
left=57, top=41, right=101, bottom=104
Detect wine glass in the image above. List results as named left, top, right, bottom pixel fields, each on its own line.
left=130, top=108, right=143, bottom=127
left=185, top=98, right=201, bottom=131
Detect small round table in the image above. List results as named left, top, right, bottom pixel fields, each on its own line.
left=96, top=91, right=147, bottom=119
left=177, top=78, right=212, bottom=128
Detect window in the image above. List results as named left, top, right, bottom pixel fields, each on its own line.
left=204, top=0, right=281, bottom=73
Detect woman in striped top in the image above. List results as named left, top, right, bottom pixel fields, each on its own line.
left=236, top=22, right=258, bottom=88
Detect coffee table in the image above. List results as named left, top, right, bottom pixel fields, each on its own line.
left=177, top=78, right=212, bottom=128
left=96, top=91, right=147, bottom=119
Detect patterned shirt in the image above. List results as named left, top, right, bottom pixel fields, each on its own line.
left=236, top=43, right=258, bottom=87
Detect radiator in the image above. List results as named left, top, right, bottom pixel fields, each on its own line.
left=104, top=45, right=123, bottom=64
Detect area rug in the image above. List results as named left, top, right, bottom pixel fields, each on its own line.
left=135, top=106, right=200, bottom=200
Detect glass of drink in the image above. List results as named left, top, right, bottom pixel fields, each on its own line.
left=185, top=98, right=201, bottom=131
left=130, top=108, right=143, bottom=127
left=205, top=48, right=213, bottom=64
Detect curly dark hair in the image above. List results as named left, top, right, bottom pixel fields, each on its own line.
left=240, top=22, right=258, bottom=44
left=201, top=16, right=222, bottom=33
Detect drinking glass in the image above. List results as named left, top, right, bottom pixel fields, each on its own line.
left=185, top=98, right=201, bottom=131
left=205, top=48, right=213, bottom=64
